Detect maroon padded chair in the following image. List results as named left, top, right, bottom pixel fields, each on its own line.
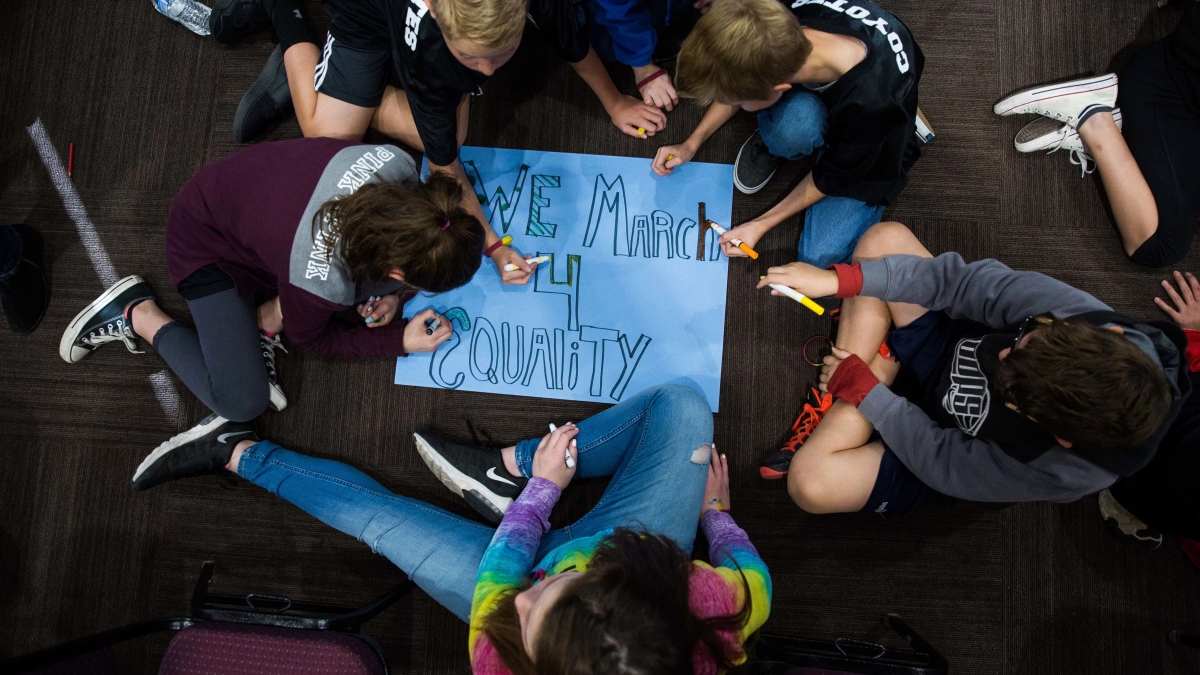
left=6, top=561, right=413, bottom=675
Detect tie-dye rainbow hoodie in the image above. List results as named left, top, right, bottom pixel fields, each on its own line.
left=468, top=478, right=772, bottom=675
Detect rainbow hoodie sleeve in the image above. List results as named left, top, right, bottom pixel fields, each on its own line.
left=700, top=510, right=773, bottom=642
left=468, top=477, right=561, bottom=666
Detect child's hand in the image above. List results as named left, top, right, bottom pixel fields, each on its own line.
left=718, top=222, right=766, bottom=258
left=1155, top=271, right=1200, bottom=331
left=652, top=143, right=695, bottom=176
left=358, top=294, right=400, bottom=327
left=532, top=423, right=579, bottom=490
left=700, top=447, right=730, bottom=518
left=756, top=262, right=841, bottom=299
left=492, top=245, right=533, bottom=286
left=610, top=96, right=667, bottom=138
left=632, top=65, right=678, bottom=111
left=402, top=308, right=452, bottom=353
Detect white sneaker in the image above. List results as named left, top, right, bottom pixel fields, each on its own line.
left=1014, top=109, right=1123, bottom=176
left=994, top=74, right=1118, bottom=128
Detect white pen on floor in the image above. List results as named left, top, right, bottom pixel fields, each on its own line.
left=549, top=422, right=576, bottom=469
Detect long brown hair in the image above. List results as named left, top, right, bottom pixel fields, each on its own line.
left=482, top=528, right=754, bottom=675
left=314, top=172, right=485, bottom=293
left=994, top=319, right=1172, bottom=450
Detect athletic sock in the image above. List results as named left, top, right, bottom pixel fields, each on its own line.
left=1076, top=104, right=1114, bottom=130
left=271, top=0, right=320, bottom=53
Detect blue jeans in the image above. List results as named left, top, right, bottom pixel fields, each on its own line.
left=237, top=384, right=714, bottom=622
left=757, top=90, right=886, bottom=269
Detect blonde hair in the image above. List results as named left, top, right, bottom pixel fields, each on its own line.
left=676, top=0, right=812, bottom=105
left=429, top=0, right=530, bottom=51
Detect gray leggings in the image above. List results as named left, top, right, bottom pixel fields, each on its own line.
left=152, top=288, right=269, bottom=422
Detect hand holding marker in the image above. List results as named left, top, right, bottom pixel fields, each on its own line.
left=708, top=221, right=759, bottom=259
left=549, top=423, right=576, bottom=469
left=760, top=276, right=825, bottom=316
left=504, top=255, right=551, bottom=273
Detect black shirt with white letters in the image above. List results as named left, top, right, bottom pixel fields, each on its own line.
left=323, top=0, right=589, bottom=166
left=790, top=0, right=924, bottom=206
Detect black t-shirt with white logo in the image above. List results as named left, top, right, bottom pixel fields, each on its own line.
left=323, top=0, right=589, bottom=167
left=789, top=0, right=924, bottom=205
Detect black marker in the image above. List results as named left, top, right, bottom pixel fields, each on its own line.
left=425, top=317, right=442, bottom=335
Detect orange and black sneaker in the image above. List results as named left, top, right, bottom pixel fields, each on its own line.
left=759, top=387, right=834, bottom=479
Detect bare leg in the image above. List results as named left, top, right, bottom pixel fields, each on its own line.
left=257, top=297, right=283, bottom=335
left=787, top=222, right=934, bottom=513
left=501, top=446, right=519, bottom=476
left=226, top=439, right=260, bottom=471
left=282, top=43, right=375, bottom=140
left=130, top=300, right=173, bottom=344
left=1077, top=111, right=1159, bottom=256
left=373, top=89, right=471, bottom=150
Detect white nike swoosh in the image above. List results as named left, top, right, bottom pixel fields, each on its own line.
left=218, top=431, right=253, bottom=444
left=486, top=467, right=517, bottom=486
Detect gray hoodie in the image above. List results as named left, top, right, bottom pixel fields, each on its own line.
left=855, top=253, right=1186, bottom=503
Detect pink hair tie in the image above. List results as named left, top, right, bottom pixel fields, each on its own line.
left=442, top=220, right=451, bottom=230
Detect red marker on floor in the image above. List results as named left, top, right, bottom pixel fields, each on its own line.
left=67, top=143, right=74, bottom=177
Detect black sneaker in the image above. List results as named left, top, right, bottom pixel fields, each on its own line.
left=1098, top=488, right=1162, bottom=551
left=0, top=224, right=49, bottom=334
left=60, top=275, right=155, bottom=364
left=734, top=130, right=784, bottom=194
left=208, top=0, right=275, bottom=44
left=234, top=45, right=294, bottom=143
left=413, top=431, right=528, bottom=523
left=260, top=330, right=288, bottom=411
left=131, top=414, right=260, bottom=491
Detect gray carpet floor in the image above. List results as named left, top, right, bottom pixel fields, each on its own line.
left=1, top=0, right=1198, bottom=673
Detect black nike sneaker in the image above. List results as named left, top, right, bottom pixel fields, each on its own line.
left=131, top=414, right=260, bottom=491
left=60, top=275, right=156, bottom=364
left=734, top=130, right=785, bottom=194
left=234, top=45, right=294, bottom=143
left=260, top=330, right=288, bottom=411
left=208, top=0, right=276, bottom=44
left=413, top=431, right=528, bottom=523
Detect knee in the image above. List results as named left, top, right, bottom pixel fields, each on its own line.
left=210, top=383, right=270, bottom=422
left=852, top=221, right=917, bottom=261
left=760, top=93, right=826, bottom=158
left=786, top=468, right=839, bottom=514
left=650, top=384, right=713, bottom=438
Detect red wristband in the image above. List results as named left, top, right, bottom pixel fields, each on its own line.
left=829, top=263, right=864, bottom=298
left=1186, top=329, right=1200, bottom=373
left=636, top=68, right=668, bottom=91
left=484, top=240, right=506, bottom=258
left=826, top=354, right=879, bottom=406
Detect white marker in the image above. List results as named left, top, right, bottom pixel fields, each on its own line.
left=768, top=283, right=826, bottom=316
left=549, top=423, right=576, bottom=469
left=504, top=255, right=551, bottom=272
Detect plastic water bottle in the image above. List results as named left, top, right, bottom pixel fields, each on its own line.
left=154, top=0, right=212, bottom=36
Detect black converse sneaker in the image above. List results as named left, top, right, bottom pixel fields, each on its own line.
left=1098, top=488, right=1163, bottom=551
left=734, top=130, right=785, bottom=194
left=60, top=275, right=156, bottom=364
left=259, top=330, right=288, bottom=411
left=208, top=0, right=276, bottom=44
left=233, top=45, right=294, bottom=143
left=131, top=414, right=260, bottom=491
left=413, top=431, right=528, bottom=523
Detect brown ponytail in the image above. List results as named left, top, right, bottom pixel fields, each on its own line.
left=313, top=172, right=485, bottom=293
left=482, top=528, right=755, bottom=675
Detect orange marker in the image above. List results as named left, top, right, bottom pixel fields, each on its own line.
left=707, top=221, right=758, bottom=259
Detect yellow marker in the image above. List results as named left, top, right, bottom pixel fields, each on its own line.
left=761, top=276, right=824, bottom=315
left=504, top=255, right=551, bottom=272
left=667, top=154, right=674, bottom=161
left=638, top=127, right=646, bottom=135
left=707, top=222, right=759, bottom=259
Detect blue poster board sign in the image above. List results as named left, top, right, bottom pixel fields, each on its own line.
left=394, top=147, right=732, bottom=411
